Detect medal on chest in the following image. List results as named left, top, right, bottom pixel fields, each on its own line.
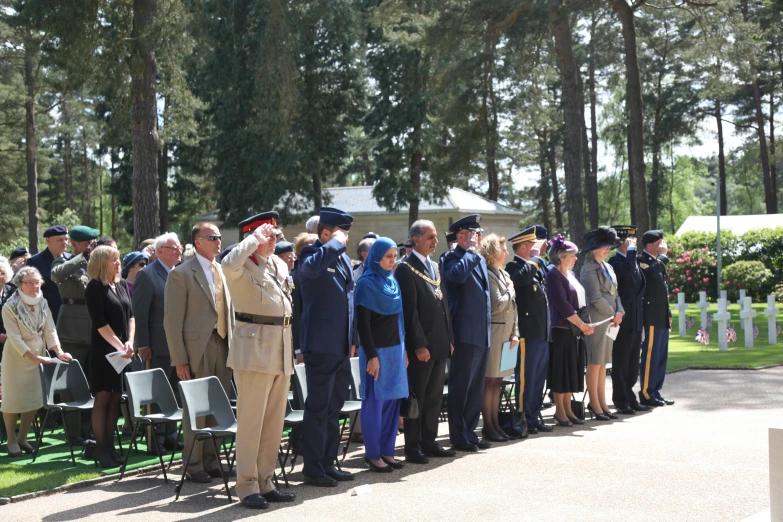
left=533, top=284, right=537, bottom=292
left=435, top=287, right=443, bottom=300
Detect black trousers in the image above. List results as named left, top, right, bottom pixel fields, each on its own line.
left=301, top=351, right=351, bottom=477
left=403, top=356, right=447, bottom=453
left=448, top=343, right=488, bottom=447
left=611, top=328, right=642, bottom=408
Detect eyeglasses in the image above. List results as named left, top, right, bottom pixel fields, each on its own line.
left=138, top=262, right=147, bottom=268
left=160, top=245, right=184, bottom=252
left=21, top=280, right=41, bottom=286
left=198, top=235, right=222, bottom=242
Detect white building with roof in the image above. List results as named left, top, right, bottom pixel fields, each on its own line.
left=675, top=214, right=783, bottom=236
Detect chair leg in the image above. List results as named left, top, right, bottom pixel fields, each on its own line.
left=151, top=423, right=168, bottom=483
left=342, top=412, right=358, bottom=461
left=59, top=409, right=77, bottom=466
left=119, top=422, right=140, bottom=481
left=277, top=446, right=289, bottom=488
left=210, top=436, right=232, bottom=503
left=174, top=438, right=197, bottom=501
left=32, top=410, right=50, bottom=463
left=223, top=438, right=236, bottom=478
left=168, top=423, right=182, bottom=469
left=289, top=430, right=301, bottom=472
left=115, top=424, right=124, bottom=453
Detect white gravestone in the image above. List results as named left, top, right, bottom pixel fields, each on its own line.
left=676, top=293, right=689, bottom=338
left=713, top=298, right=731, bottom=352
left=763, top=295, right=779, bottom=345
left=740, top=296, right=757, bottom=348
left=697, top=291, right=710, bottom=330
left=720, top=290, right=727, bottom=301
left=738, top=289, right=747, bottom=329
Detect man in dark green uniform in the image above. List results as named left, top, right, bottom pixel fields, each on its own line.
left=51, top=225, right=100, bottom=442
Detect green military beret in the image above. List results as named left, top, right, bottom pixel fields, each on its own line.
left=69, top=225, right=100, bottom=242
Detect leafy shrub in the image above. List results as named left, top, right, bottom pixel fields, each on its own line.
left=722, top=261, right=773, bottom=301
left=667, top=247, right=717, bottom=302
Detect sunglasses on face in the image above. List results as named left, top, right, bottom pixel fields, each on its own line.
left=138, top=262, right=147, bottom=268
left=198, top=235, right=222, bottom=242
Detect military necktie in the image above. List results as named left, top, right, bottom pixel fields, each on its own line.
left=211, top=262, right=228, bottom=338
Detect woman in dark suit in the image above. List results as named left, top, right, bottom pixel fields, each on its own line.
left=580, top=227, right=624, bottom=421
left=86, top=246, right=134, bottom=468
left=355, top=237, right=409, bottom=472
left=545, top=235, right=594, bottom=427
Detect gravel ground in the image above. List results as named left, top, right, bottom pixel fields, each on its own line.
left=2, top=367, right=780, bottom=522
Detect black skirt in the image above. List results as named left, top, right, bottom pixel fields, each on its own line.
left=548, top=327, right=586, bottom=394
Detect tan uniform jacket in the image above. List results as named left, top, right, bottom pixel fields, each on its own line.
left=163, top=255, right=234, bottom=368
left=222, top=234, right=293, bottom=376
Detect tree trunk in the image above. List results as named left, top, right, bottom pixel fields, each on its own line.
left=589, top=10, right=600, bottom=226
left=583, top=12, right=599, bottom=229
left=362, top=151, right=372, bottom=186
left=63, top=96, right=73, bottom=210
left=740, top=0, right=775, bottom=214
left=159, top=142, right=169, bottom=233
left=312, top=170, right=323, bottom=211
left=482, top=36, right=499, bottom=202
left=111, top=150, right=118, bottom=239
left=610, top=0, right=650, bottom=232
left=547, top=142, right=564, bottom=231
left=538, top=136, right=552, bottom=232
left=82, top=126, right=92, bottom=226
left=770, top=90, right=777, bottom=209
left=650, top=139, right=660, bottom=229
left=99, top=165, right=103, bottom=235
left=715, top=100, right=727, bottom=215
left=24, top=39, right=39, bottom=254
left=409, top=139, right=421, bottom=227
left=130, top=0, right=160, bottom=249
left=550, top=0, right=587, bottom=246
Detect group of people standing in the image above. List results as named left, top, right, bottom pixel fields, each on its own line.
left=0, top=207, right=675, bottom=511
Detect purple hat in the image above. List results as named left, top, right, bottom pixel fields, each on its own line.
left=548, top=234, right=578, bottom=254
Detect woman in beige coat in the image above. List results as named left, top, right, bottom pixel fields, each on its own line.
left=480, top=234, right=519, bottom=442
left=1, top=266, right=72, bottom=457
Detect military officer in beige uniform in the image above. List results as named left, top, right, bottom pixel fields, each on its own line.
left=222, top=211, right=296, bottom=510
left=51, top=225, right=100, bottom=442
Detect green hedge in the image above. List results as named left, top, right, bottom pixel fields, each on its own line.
left=722, top=261, right=773, bottom=301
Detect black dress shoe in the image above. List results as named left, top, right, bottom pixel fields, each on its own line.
left=658, top=397, right=675, bottom=405
left=241, top=493, right=269, bottom=509
left=262, top=489, right=296, bottom=502
left=423, top=445, right=456, bottom=458
left=475, top=440, right=492, bottom=450
left=381, top=456, right=404, bottom=469
left=605, top=411, right=619, bottom=420
left=640, top=398, right=664, bottom=407
left=481, top=433, right=508, bottom=443
left=364, top=457, right=393, bottom=473
left=17, top=441, right=35, bottom=454
left=526, top=424, right=539, bottom=435
left=163, top=438, right=185, bottom=451
left=452, top=443, right=478, bottom=452
left=186, top=470, right=213, bottom=483
left=532, top=422, right=553, bottom=433
left=404, top=450, right=430, bottom=464
left=69, top=436, right=85, bottom=447
left=324, top=466, right=354, bottom=481
left=630, top=403, right=651, bottom=411
left=206, top=466, right=233, bottom=479
left=303, top=474, right=338, bottom=487
left=6, top=449, right=23, bottom=458
left=616, top=406, right=636, bottom=415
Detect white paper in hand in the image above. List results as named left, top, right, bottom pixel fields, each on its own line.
left=606, top=325, right=620, bottom=341
left=105, top=351, right=131, bottom=374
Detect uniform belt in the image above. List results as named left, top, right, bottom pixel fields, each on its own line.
left=491, top=321, right=506, bottom=325
left=235, top=312, right=291, bottom=327
left=63, top=298, right=87, bottom=305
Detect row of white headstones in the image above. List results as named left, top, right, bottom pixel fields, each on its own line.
left=675, top=290, right=779, bottom=350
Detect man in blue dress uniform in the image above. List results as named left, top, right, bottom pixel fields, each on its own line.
left=505, top=225, right=553, bottom=434
left=607, top=225, right=650, bottom=414
left=298, top=207, right=359, bottom=487
left=638, top=230, right=675, bottom=408
left=27, top=225, right=70, bottom=322
left=441, top=214, right=492, bottom=451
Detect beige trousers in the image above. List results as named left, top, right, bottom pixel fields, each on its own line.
left=234, top=369, right=290, bottom=498
left=185, top=331, right=231, bottom=474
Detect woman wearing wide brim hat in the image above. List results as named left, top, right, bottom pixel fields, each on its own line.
left=579, top=226, right=625, bottom=421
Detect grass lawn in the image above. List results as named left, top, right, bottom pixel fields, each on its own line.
left=0, top=423, right=184, bottom=498
left=668, top=303, right=783, bottom=371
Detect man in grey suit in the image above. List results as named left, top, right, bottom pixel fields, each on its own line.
left=164, top=222, right=234, bottom=484
left=132, top=232, right=184, bottom=452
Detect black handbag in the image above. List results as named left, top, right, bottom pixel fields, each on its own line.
left=570, top=399, right=585, bottom=420
left=399, top=391, right=419, bottom=419
left=569, top=306, right=590, bottom=338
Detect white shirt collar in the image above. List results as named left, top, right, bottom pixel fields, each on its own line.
left=195, top=251, right=214, bottom=271
left=411, top=249, right=431, bottom=266
left=616, top=250, right=627, bottom=258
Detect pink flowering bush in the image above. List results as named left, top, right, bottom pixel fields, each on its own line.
left=666, top=245, right=717, bottom=302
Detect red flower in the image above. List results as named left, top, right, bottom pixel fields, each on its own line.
left=703, top=277, right=709, bottom=282
left=674, top=288, right=681, bottom=293
left=687, top=277, right=693, bottom=281
left=686, top=270, right=692, bottom=276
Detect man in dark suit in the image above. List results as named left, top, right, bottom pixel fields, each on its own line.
left=298, top=207, right=358, bottom=487
left=133, top=232, right=184, bottom=452
left=607, top=225, right=650, bottom=415
left=441, top=214, right=492, bottom=452
left=396, top=220, right=456, bottom=464
left=505, top=225, right=552, bottom=434
left=638, top=230, right=674, bottom=408
left=27, top=225, right=70, bottom=321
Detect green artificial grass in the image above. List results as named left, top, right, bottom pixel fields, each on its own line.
left=0, top=423, right=183, bottom=498
left=668, top=303, right=783, bottom=371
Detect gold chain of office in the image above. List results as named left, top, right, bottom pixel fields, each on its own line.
left=399, top=261, right=443, bottom=300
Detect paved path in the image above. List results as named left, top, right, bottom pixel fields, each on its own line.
left=3, top=367, right=781, bottom=522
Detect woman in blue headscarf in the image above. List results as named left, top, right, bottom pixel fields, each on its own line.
left=354, top=237, right=409, bottom=472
